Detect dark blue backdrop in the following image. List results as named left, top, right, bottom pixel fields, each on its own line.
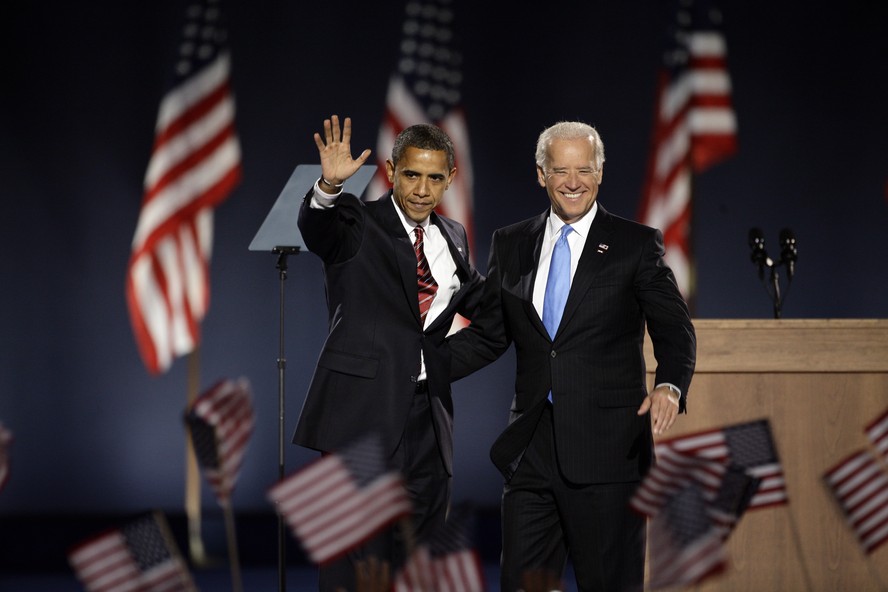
left=2, top=0, right=886, bottom=523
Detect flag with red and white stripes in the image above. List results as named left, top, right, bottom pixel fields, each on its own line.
left=394, top=506, right=486, bottom=592
left=823, top=449, right=888, bottom=555
left=0, top=421, right=12, bottom=493
left=126, top=0, right=241, bottom=374
left=268, top=433, right=412, bottom=565
left=865, top=406, right=888, bottom=463
left=632, top=450, right=759, bottom=588
left=185, top=377, right=254, bottom=505
left=636, top=0, right=737, bottom=300
left=68, top=512, right=196, bottom=592
left=652, top=419, right=788, bottom=510
left=366, top=0, right=475, bottom=264
left=646, top=479, right=730, bottom=589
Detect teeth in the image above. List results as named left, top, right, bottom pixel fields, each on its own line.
left=563, top=193, right=582, bottom=198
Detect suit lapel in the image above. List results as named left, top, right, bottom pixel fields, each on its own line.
left=372, top=193, right=423, bottom=324
left=424, top=213, right=473, bottom=333
left=433, top=213, right=471, bottom=279
left=520, top=212, right=549, bottom=337
left=558, top=204, right=615, bottom=333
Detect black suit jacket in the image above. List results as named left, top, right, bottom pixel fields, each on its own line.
left=293, top=189, right=484, bottom=475
left=449, top=204, right=696, bottom=484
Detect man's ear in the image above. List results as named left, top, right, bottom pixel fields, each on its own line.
left=536, top=165, right=547, bottom=188
left=446, top=167, right=457, bottom=190
left=385, top=160, right=395, bottom=183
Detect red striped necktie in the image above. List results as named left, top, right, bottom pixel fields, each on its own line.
left=414, top=225, right=438, bottom=324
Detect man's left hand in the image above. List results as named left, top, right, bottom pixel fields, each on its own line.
left=637, top=385, right=679, bottom=435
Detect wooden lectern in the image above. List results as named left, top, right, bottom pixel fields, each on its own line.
left=644, top=319, right=888, bottom=590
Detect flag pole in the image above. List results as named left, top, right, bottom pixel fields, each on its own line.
left=221, top=499, right=244, bottom=592
left=399, top=516, right=416, bottom=557
left=186, top=349, right=208, bottom=565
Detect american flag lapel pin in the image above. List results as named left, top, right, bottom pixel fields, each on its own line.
left=597, top=243, right=609, bottom=254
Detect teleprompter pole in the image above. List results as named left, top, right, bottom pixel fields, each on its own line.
left=273, top=246, right=299, bottom=592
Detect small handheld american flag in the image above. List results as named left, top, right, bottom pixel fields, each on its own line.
left=268, top=433, right=413, bottom=565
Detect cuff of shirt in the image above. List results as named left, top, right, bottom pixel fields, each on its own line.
left=655, top=382, right=681, bottom=397
left=310, top=180, right=341, bottom=209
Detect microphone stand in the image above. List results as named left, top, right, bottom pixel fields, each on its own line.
left=748, top=228, right=797, bottom=319
left=769, top=264, right=783, bottom=319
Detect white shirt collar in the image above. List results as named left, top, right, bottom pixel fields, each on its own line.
left=547, top=201, right=597, bottom=238
left=391, top=193, right=431, bottom=235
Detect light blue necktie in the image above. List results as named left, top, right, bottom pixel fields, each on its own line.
left=543, top=224, right=573, bottom=339
left=543, top=225, right=572, bottom=403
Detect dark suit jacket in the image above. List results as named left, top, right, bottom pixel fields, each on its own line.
left=449, top=203, right=696, bottom=484
left=293, top=189, right=484, bottom=475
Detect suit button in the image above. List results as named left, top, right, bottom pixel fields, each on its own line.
left=550, top=350, right=557, bottom=358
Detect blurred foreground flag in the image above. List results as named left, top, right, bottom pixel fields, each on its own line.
left=823, top=449, right=888, bottom=555
left=655, top=418, right=787, bottom=509
left=68, top=512, right=197, bottom=592
left=646, top=480, right=729, bottom=589
left=632, top=456, right=759, bottom=589
left=865, top=406, right=888, bottom=462
left=636, top=0, right=737, bottom=301
left=184, top=377, right=255, bottom=505
left=0, top=421, right=11, bottom=492
left=126, top=0, right=241, bottom=374
left=394, top=505, right=486, bottom=592
left=268, top=433, right=412, bottom=565
left=367, top=0, right=475, bottom=263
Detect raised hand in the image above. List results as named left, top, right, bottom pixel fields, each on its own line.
left=313, top=114, right=372, bottom=187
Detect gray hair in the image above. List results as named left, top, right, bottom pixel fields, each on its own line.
left=535, top=121, right=605, bottom=171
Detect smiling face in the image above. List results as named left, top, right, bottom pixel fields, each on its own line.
left=386, top=146, right=456, bottom=224
left=536, top=137, right=603, bottom=224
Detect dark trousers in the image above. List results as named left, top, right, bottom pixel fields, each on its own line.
left=318, top=389, right=450, bottom=591
left=500, top=405, right=645, bottom=592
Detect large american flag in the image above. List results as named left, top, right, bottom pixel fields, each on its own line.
left=126, top=0, right=241, bottom=374
left=823, top=449, right=888, bottom=555
left=366, top=0, right=475, bottom=263
left=184, top=377, right=254, bottom=505
left=267, top=433, right=413, bottom=565
left=68, top=512, right=196, bottom=592
left=865, top=406, right=888, bottom=463
left=0, top=421, right=12, bottom=492
left=650, top=419, right=788, bottom=510
left=636, top=0, right=737, bottom=301
left=394, top=506, right=486, bottom=592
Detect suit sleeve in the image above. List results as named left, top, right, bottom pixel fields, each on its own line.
left=297, top=190, right=365, bottom=264
left=635, top=228, right=697, bottom=413
left=448, top=230, right=512, bottom=381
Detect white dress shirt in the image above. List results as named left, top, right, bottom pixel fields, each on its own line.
left=532, top=203, right=597, bottom=321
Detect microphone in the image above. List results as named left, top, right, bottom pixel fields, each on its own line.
left=748, top=227, right=767, bottom=280
left=779, top=228, right=797, bottom=281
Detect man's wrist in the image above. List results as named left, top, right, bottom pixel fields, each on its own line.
left=660, top=383, right=680, bottom=396
left=319, top=176, right=343, bottom=192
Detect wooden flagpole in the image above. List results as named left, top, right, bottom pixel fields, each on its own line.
left=222, top=499, right=244, bottom=592
left=186, top=349, right=208, bottom=565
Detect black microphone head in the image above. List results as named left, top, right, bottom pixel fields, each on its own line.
left=748, top=228, right=767, bottom=273
left=780, top=228, right=797, bottom=259
left=748, top=227, right=765, bottom=249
